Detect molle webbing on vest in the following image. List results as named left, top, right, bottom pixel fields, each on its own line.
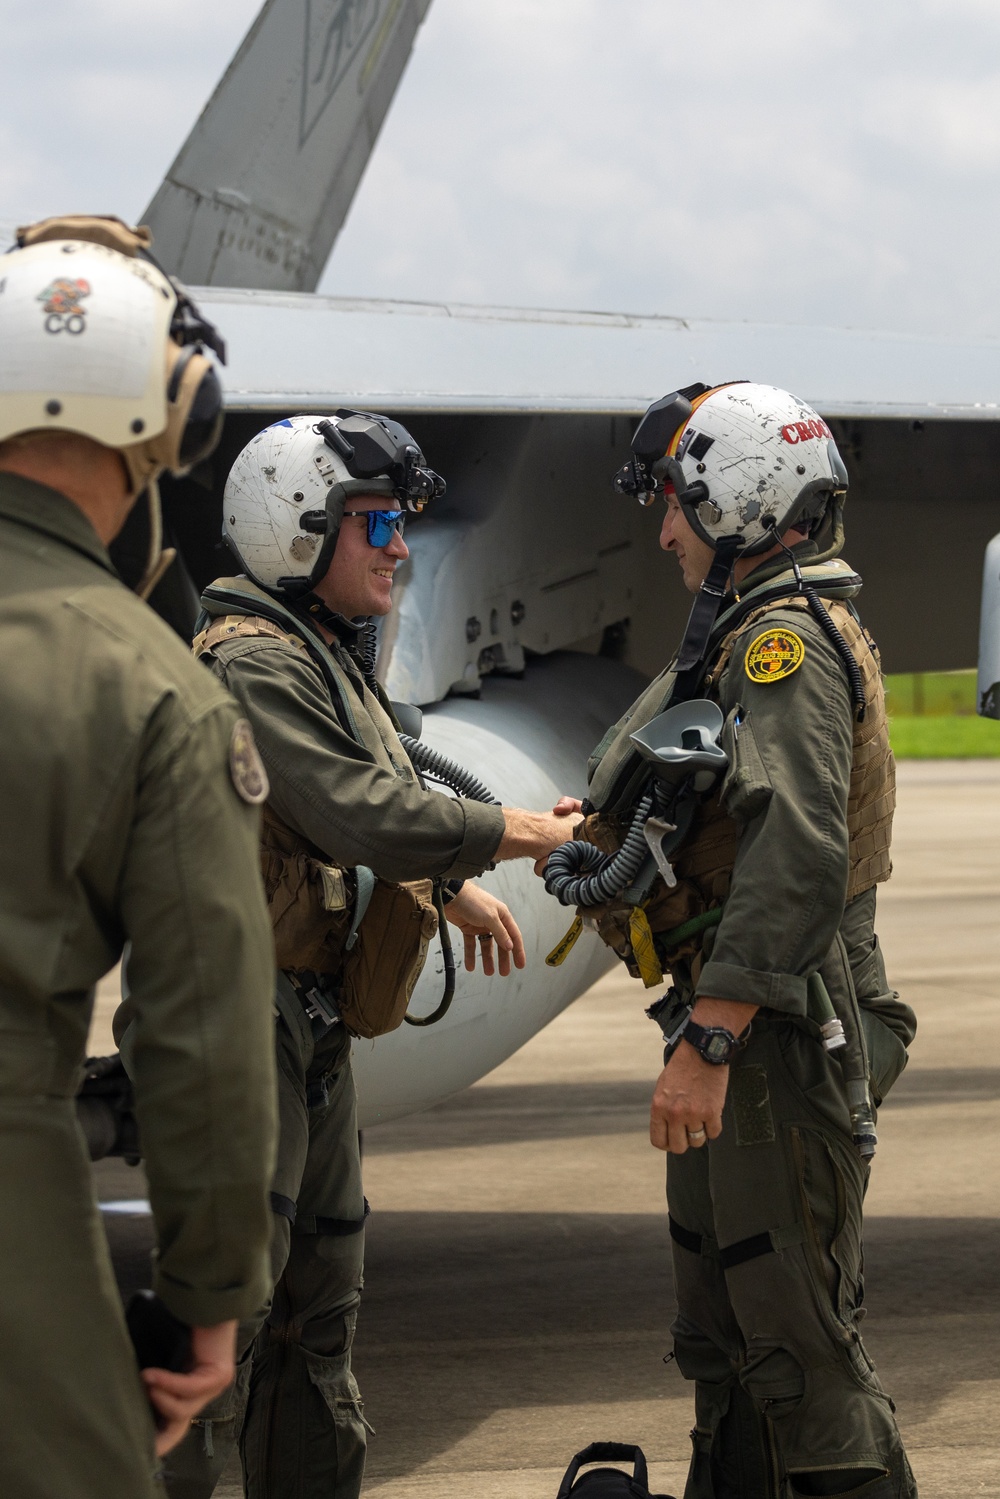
left=708, top=594, right=894, bottom=898
left=193, top=613, right=309, bottom=659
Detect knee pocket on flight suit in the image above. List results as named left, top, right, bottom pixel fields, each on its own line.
left=673, top=1316, right=733, bottom=1387
left=302, top=1344, right=373, bottom=1491
left=741, top=1344, right=806, bottom=1417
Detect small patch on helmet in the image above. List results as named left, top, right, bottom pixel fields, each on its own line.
left=687, top=432, right=715, bottom=462
left=745, top=629, right=805, bottom=684
left=38, top=276, right=90, bottom=335
left=229, top=718, right=269, bottom=805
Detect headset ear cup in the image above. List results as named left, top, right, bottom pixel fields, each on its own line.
left=148, top=341, right=223, bottom=477
left=177, top=359, right=223, bottom=469
left=119, top=342, right=223, bottom=496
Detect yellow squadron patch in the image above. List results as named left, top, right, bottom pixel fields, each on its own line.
left=745, top=628, right=806, bottom=685
left=229, top=718, right=270, bottom=805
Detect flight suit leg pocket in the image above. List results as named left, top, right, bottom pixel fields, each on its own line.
left=302, top=1345, right=372, bottom=1494
left=859, top=1009, right=908, bottom=1107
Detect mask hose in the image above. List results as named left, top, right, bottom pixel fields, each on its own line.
left=398, top=735, right=501, bottom=806
left=767, top=522, right=865, bottom=720
left=543, top=788, right=655, bottom=907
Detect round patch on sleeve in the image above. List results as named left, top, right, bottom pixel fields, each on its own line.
left=229, top=718, right=270, bottom=805
left=744, top=628, right=806, bottom=684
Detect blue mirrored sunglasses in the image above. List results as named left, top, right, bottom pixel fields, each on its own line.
left=341, top=509, right=406, bottom=548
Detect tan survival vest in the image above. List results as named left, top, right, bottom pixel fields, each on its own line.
left=580, top=594, right=894, bottom=988
left=193, top=612, right=438, bottom=1039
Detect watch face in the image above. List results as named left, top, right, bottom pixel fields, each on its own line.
left=706, top=1032, right=731, bottom=1063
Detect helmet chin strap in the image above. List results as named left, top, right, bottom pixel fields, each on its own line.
left=673, top=538, right=742, bottom=688
left=134, top=478, right=176, bottom=601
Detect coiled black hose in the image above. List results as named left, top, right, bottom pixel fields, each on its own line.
left=803, top=587, right=866, bottom=721
left=543, top=788, right=655, bottom=908
left=357, top=619, right=379, bottom=690
left=398, top=734, right=501, bottom=805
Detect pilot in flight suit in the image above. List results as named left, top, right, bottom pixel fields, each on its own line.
left=162, top=411, right=574, bottom=1499
left=0, top=218, right=277, bottom=1499
left=554, top=382, right=917, bottom=1499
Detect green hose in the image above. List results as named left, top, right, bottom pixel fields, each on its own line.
left=658, top=906, right=723, bottom=951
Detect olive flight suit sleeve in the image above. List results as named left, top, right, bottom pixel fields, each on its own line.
left=117, top=693, right=278, bottom=1328
left=694, top=610, right=854, bottom=1017
left=212, top=639, right=505, bottom=882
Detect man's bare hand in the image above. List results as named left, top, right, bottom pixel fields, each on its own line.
left=142, top=1320, right=238, bottom=1456
left=649, top=997, right=757, bottom=1153
left=496, top=807, right=579, bottom=865
left=445, top=883, right=526, bottom=976
left=650, top=1044, right=729, bottom=1153
left=552, top=795, right=583, bottom=817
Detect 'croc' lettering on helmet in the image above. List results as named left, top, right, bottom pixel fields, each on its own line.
left=780, top=418, right=833, bottom=445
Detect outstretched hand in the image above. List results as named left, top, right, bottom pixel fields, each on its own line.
left=531, top=794, right=584, bottom=875
left=142, top=1320, right=238, bottom=1456
left=445, top=883, right=526, bottom=976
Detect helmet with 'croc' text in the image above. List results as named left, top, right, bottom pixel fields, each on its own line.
left=223, top=411, right=445, bottom=597
left=0, top=215, right=226, bottom=500
left=615, top=381, right=848, bottom=558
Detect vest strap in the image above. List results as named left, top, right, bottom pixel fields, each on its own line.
left=346, top=867, right=376, bottom=951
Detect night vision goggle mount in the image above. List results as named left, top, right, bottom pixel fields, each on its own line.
left=317, top=410, right=446, bottom=511
left=614, top=383, right=714, bottom=508
left=543, top=699, right=729, bottom=909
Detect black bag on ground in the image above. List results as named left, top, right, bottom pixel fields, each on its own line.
left=556, top=1442, right=675, bottom=1499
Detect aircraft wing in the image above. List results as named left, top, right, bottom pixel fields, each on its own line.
left=196, top=287, right=1000, bottom=419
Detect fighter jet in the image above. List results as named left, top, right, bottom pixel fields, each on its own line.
left=105, top=0, right=1000, bottom=1125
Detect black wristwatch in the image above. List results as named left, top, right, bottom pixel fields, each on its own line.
left=681, top=1018, right=747, bottom=1066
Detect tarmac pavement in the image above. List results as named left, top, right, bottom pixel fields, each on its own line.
left=94, top=759, right=1000, bottom=1497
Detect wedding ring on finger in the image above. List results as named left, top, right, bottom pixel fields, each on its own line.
left=687, top=1126, right=707, bottom=1143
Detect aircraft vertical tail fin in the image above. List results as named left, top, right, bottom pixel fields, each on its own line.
left=142, top=0, right=433, bottom=291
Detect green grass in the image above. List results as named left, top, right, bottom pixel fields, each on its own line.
left=881, top=668, right=1000, bottom=757
left=883, top=668, right=978, bottom=716
left=888, top=714, right=1000, bottom=759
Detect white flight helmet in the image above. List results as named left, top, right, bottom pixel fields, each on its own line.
left=0, top=216, right=225, bottom=499
left=224, top=411, right=445, bottom=597
left=615, top=381, right=849, bottom=557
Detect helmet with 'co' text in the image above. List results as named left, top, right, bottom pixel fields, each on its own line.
left=0, top=215, right=226, bottom=499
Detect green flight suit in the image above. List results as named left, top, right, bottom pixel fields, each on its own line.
left=587, top=554, right=917, bottom=1499
left=163, top=577, right=505, bottom=1499
left=0, top=476, right=278, bottom=1499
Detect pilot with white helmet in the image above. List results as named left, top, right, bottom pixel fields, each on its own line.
left=546, top=382, right=917, bottom=1499
left=162, top=412, right=578, bottom=1499
left=0, top=217, right=278, bottom=1497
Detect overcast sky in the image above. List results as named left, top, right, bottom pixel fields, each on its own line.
left=3, top=0, right=1000, bottom=339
